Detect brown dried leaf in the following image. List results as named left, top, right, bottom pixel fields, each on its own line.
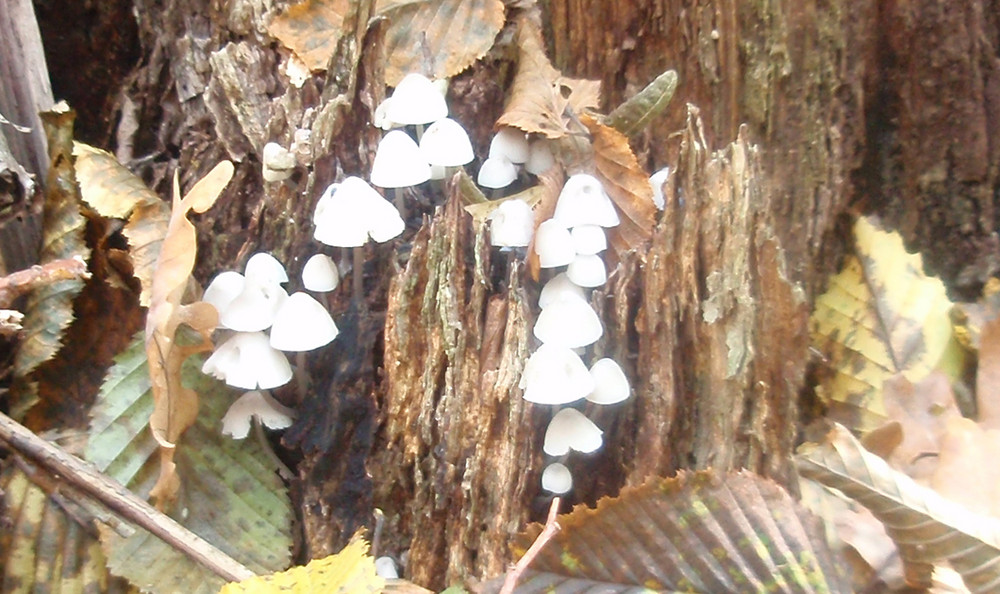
left=267, top=0, right=349, bottom=72
left=144, top=162, right=232, bottom=504
left=931, top=417, right=1000, bottom=518
left=976, top=314, right=1000, bottom=429
left=378, top=0, right=505, bottom=86
left=580, top=113, right=656, bottom=255
left=495, top=12, right=600, bottom=139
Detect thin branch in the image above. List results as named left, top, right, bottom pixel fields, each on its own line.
left=0, top=257, right=90, bottom=308
left=499, top=497, right=561, bottom=594
left=0, top=410, right=255, bottom=583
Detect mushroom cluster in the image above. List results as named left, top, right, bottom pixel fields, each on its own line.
left=517, top=173, right=633, bottom=495
left=477, top=127, right=554, bottom=196
left=201, top=252, right=340, bottom=438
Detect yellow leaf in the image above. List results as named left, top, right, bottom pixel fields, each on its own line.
left=219, top=537, right=383, bottom=594
left=810, top=216, right=964, bottom=431
left=267, top=0, right=349, bottom=72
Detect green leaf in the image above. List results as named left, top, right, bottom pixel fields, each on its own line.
left=86, top=334, right=292, bottom=594
left=602, top=69, right=678, bottom=136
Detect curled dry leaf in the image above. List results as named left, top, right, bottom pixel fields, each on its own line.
left=378, top=0, right=505, bottom=86
left=797, top=422, right=1000, bottom=592
left=267, top=0, right=349, bottom=72
left=602, top=69, right=678, bottom=137
left=144, top=162, right=233, bottom=504
left=495, top=11, right=600, bottom=139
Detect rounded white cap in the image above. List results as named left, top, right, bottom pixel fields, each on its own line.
left=570, top=225, right=607, bottom=255
left=477, top=156, right=517, bottom=189
left=533, top=295, right=602, bottom=348
left=543, top=408, right=603, bottom=456
left=221, top=390, right=295, bottom=439
left=373, top=97, right=400, bottom=130
left=429, top=164, right=448, bottom=180
left=314, top=177, right=405, bottom=246
left=220, top=282, right=288, bottom=332
left=374, top=557, right=399, bottom=580
left=489, top=199, right=534, bottom=247
left=541, top=462, right=573, bottom=494
left=534, top=220, right=575, bottom=268
left=649, top=166, right=669, bottom=211
left=526, top=140, right=555, bottom=175
left=520, top=344, right=595, bottom=405
left=302, top=254, right=340, bottom=292
left=538, top=272, right=586, bottom=309
left=262, top=142, right=296, bottom=182
left=245, top=252, right=289, bottom=286
left=553, top=173, right=620, bottom=228
left=203, top=271, right=246, bottom=315
left=386, top=73, right=448, bottom=125
left=419, top=118, right=474, bottom=167
left=269, top=292, right=339, bottom=352
left=489, top=127, right=530, bottom=164
left=586, top=358, right=630, bottom=404
left=370, top=130, right=431, bottom=188
left=202, top=331, right=293, bottom=390
left=566, top=253, right=607, bottom=288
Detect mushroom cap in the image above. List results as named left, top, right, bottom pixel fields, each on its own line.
left=373, top=97, right=399, bottom=130
left=245, top=252, right=289, bottom=285
left=525, top=139, right=555, bottom=175
left=419, top=118, right=474, bottom=167
left=269, top=292, right=339, bottom=352
left=221, top=390, right=295, bottom=439
left=649, top=166, right=669, bottom=211
left=566, top=253, right=607, bottom=288
left=203, top=271, right=246, bottom=315
left=570, top=224, right=607, bottom=255
left=538, top=272, right=587, bottom=309
left=314, top=176, right=405, bottom=246
left=533, top=294, right=603, bottom=348
left=386, top=73, right=448, bottom=125
left=543, top=408, right=603, bottom=456
left=553, top=173, right=620, bottom=228
left=220, top=281, right=288, bottom=332
left=374, top=557, right=399, bottom=580
left=477, top=156, right=517, bottom=189
left=586, top=358, right=631, bottom=404
left=302, top=254, right=340, bottom=292
left=534, top=219, right=575, bottom=268
left=489, top=127, right=530, bottom=164
left=520, top=344, right=595, bottom=405
left=202, top=331, right=293, bottom=390
left=370, top=130, right=432, bottom=188
left=541, top=462, right=573, bottom=494
left=488, top=199, right=534, bottom=247
left=262, top=142, right=296, bottom=182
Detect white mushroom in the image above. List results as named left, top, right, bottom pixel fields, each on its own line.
left=262, top=142, right=296, bottom=182
left=302, top=254, right=340, bottom=292
left=221, top=390, right=296, bottom=439
left=543, top=408, right=603, bottom=456
left=525, top=140, right=555, bottom=175
left=533, top=294, right=603, bottom=348
left=534, top=220, right=575, bottom=268
left=649, top=166, right=670, bottom=211
left=220, top=278, right=288, bottom=332
left=268, top=292, right=339, bottom=352
left=541, top=462, right=573, bottom=494
left=370, top=130, right=432, bottom=189
left=489, top=127, right=530, bottom=164
left=586, top=358, right=631, bottom=404
left=386, top=73, right=448, bottom=126
left=520, top=344, right=595, bottom=405
left=538, top=273, right=587, bottom=309
left=477, top=156, right=517, bottom=190
left=570, top=225, right=607, bottom=255
left=419, top=117, right=474, bottom=167
left=203, top=271, right=246, bottom=315
left=244, top=252, right=289, bottom=286
left=553, top=173, right=620, bottom=228
left=488, top=199, right=534, bottom=248
left=566, top=253, right=607, bottom=288
left=313, top=176, right=405, bottom=247
left=202, top=331, right=293, bottom=390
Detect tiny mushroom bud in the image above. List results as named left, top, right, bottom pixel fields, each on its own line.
left=586, top=358, right=631, bottom=404
left=302, top=254, right=340, bottom=292
left=543, top=408, right=603, bottom=456
left=488, top=199, right=534, bottom=248
left=520, top=344, right=595, bottom=405
left=570, top=224, right=607, bottom=255
left=202, top=331, right=293, bottom=390
left=419, top=117, right=474, bottom=167
left=221, top=390, right=295, bottom=439
left=541, top=462, right=573, bottom=494
left=269, top=292, right=339, bottom=352
left=566, top=253, right=607, bottom=288
left=533, top=295, right=603, bottom=348
left=553, top=173, right=620, bottom=228
left=386, top=73, right=448, bottom=126
left=370, top=130, right=432, bottom=188
left=262, top=142, right=296, bottom=182
left=489, top=127, right=530, bottom=164
left=374, top=557, right=399, bottom=580
left=534, top=219, right=575, bottom=268
left=649, top=166, right=670, bottom=211
left=245, top=252, right=289, bottom=286
left=538, top=272, right=587, bottom=309
left=525, top=139, right=555, bottom=175
left=477, top=156, right=517, bottom=190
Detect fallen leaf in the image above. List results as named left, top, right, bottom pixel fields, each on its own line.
left=602, top=69, right=678, bottom=137
left=931, top=417, right=1000, bottom=518
left=976, top=314, right=1000, bottom=429
left=378, top=0, right=505, bottom=86
left=267, top=0, right=349, bottom=72
left=495, top=12, right=600, bottom=139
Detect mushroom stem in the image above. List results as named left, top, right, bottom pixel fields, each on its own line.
left=352, top=245, right=364, bottom=305
left=391, top=187, right=408, bottom=225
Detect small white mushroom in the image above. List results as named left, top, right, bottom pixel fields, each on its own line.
left=203, top=271, right=246, bottom=315
left=553, top=173, right=620, bottom=228
left=477, top=156, right=517, bottom=190
left=269, top=292, right=339, bottom=352
left=520, top=344, right=595, bottom=405
left=419, top=118, right=474, bottom=167
left=489, top=127, right=530, bottom=164
left=302, top=254, right=340, bottom=292
left=202, top=331, right=293, bottom=390
left=313, top=176, right=405, bottom=247
left=220, top=279, right=288, bottom=332
left=649, top=166, right=670, bottom=211
left=534, top=220, right=575, bottom=268
left=538, top=273, right=587, bottom=309
left=525, top=140, right=555, bottom=175
left=370, top=130, right=432, bottom=189
left=586, top=358, right=631, bottom=404
left=374, top=557, right=400, bottom=580
left=386, top=73, right=448, bottom=126
left=543, top=408, right=603, bottom=456
left=262, top=142, right=296, bottom=182
left=488, top=199, right=534, bottom=248
left=245, top=252, right=289, bottom=286
left=566, top=253, right=607, bottom=288
left=221, top=390, right=296, bottom=439
left=533, top=296, right=603, bottom=348
left=570, top=225, right=607, bottom=255
left=541, top=462, right=573, bottom=494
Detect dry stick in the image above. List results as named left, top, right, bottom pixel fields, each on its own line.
left=0, top=411, right=255, bottom=583
left=499, top=497, right=562, bottom=594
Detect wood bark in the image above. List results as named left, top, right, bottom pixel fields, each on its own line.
left=22, top=0, right=1000, bottom=589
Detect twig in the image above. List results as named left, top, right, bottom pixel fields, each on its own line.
left=0, top=411, right=255, bottom=583
left=0, top=257, right=90, bottom=308
left=499, top=497, right=561, bottom=594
